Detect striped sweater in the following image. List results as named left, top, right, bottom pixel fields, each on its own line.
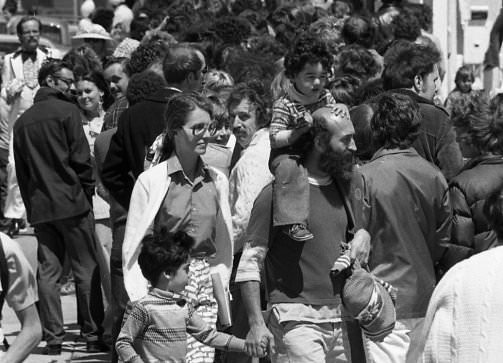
left=116, top=288, right=245, bottom=362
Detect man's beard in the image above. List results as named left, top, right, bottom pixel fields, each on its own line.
left=318, top=147, right=355, bottom=183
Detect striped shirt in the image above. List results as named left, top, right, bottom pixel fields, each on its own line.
left=270, top=90, right=336, bottom=149
left=116, top=288, right=245, bottom=362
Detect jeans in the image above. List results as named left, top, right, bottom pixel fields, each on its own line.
left=364, top=317, right=424, bottom=363
left=267, top=310, right=351, bottom=363
left=35, top=211, right=104, bottom=345
left=270, top=152, right=309, bottom=227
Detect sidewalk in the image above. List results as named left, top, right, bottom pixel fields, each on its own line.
left=2, top=233, right=111, bottom=363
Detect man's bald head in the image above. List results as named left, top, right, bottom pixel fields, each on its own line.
left=311, top=104, right=356, bottom=182
left=312, top=104, right=353, bottom=145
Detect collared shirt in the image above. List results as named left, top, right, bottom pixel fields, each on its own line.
left=154, top=154, right=219, bottom=257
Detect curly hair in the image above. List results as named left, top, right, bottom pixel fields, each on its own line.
left=342, top=14, right=376, bottom=49
left=212, top=16, right=253, bottom=46
left=382, top=42, right=440, bottom=90
left=283, top=31, right=333, bottom=79
left=484, top=187, right=503, bottom=241
left=245, top=34, right=287, bottom=62
left=138, top=230, right=194, bottom=286
left=391, top=7, right=422, bottom=41
left=329, top=75, right=362, bottom=107
left=451, top=91, right=503, bottom=155
left=126, top=69, right=166, bottom=105
left=162, top=93, right=214, bottom=158
left=371, top=92, right=421, bottom=149
left=125, top=37, right=171, bottom=76
left=404, top=3, right=432, bottom=31
left=338, top=44, right=380, bottom=81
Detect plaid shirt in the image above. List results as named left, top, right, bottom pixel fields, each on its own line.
left=102, top=97, right=129, bottom=132
left=116, top=288, right=244, bottom=362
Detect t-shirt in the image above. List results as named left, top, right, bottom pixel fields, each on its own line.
left=249, top=179, right=349, bottom=305
left=0, top=235, right=38, bottom=312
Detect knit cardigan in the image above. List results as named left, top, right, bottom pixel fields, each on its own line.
left=123, top=161, right=233, bottom=303
left=417, top=246, right=503, bottom=363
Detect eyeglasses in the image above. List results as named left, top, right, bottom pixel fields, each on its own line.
left=186, top=122, right=218, bottom=136
left=54, top=76, right=74, bottom=88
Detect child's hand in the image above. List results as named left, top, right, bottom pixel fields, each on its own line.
left=296, top=112, right=313, bottom=129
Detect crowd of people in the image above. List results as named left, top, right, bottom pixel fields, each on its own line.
left=0, top=0, right=503, bottom=362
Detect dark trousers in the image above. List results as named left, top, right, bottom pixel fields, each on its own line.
left=270, top=152, right=309, bottom=227
left=0, top=148, right=8, bottom=218
left=35, top=211, right=104, bottom=345
left=109, top=198, right=129, bottom=363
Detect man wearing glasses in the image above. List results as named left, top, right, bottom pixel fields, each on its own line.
left=12, top=59, right=107, bottom=355
left=1, top=16, right=49, bottom=237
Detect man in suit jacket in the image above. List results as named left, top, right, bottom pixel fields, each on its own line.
left=1, top=16, right=48, bottom=236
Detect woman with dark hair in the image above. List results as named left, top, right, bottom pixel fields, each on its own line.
left=445, top=92, right=503, bottom=268
left=122, top=93, right=233, bottom=363
left=75, top=69, right=115, bottom=343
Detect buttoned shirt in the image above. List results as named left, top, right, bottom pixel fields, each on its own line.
left=154, top=154, right=219, bottom=257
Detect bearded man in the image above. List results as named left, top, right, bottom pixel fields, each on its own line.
left=234, top=104, right=370, bottom=362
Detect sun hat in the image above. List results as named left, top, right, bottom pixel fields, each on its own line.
left=73, top=22, right=112, bottom=41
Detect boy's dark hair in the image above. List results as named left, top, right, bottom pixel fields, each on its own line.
left=484, top=187, right=503, bottom=241
left=371, top=92, right=421, bottom=149
left=338, top=44, right=380, bottom=81
left=138, top=230, right=194, bottom=286
left=342, top=15, right=375, bottom=49
left=382, top=43, right=440, bottom=91
left=284, top=31, right=333, bottom=79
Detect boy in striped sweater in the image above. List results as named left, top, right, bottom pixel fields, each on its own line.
left=116, top=231, right=249, bottom=362
left=270, top=31, right=337, bottom=241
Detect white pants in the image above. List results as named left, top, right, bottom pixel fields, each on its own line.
left=364, top=318, right=424, bottom=363
left=267, top=312, right=351, bottom=363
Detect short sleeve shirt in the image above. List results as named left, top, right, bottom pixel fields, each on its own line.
left=0, top=235, right=38, bottom=312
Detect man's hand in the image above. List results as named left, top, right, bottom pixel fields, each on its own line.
left=245, top=322, right=275, bottom=357
left=350, top=229, right=371, bottom=265
left=6, top=78, right=24, bottom=102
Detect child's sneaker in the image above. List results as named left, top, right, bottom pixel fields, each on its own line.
left=285, top=224, right=314, bottom=241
